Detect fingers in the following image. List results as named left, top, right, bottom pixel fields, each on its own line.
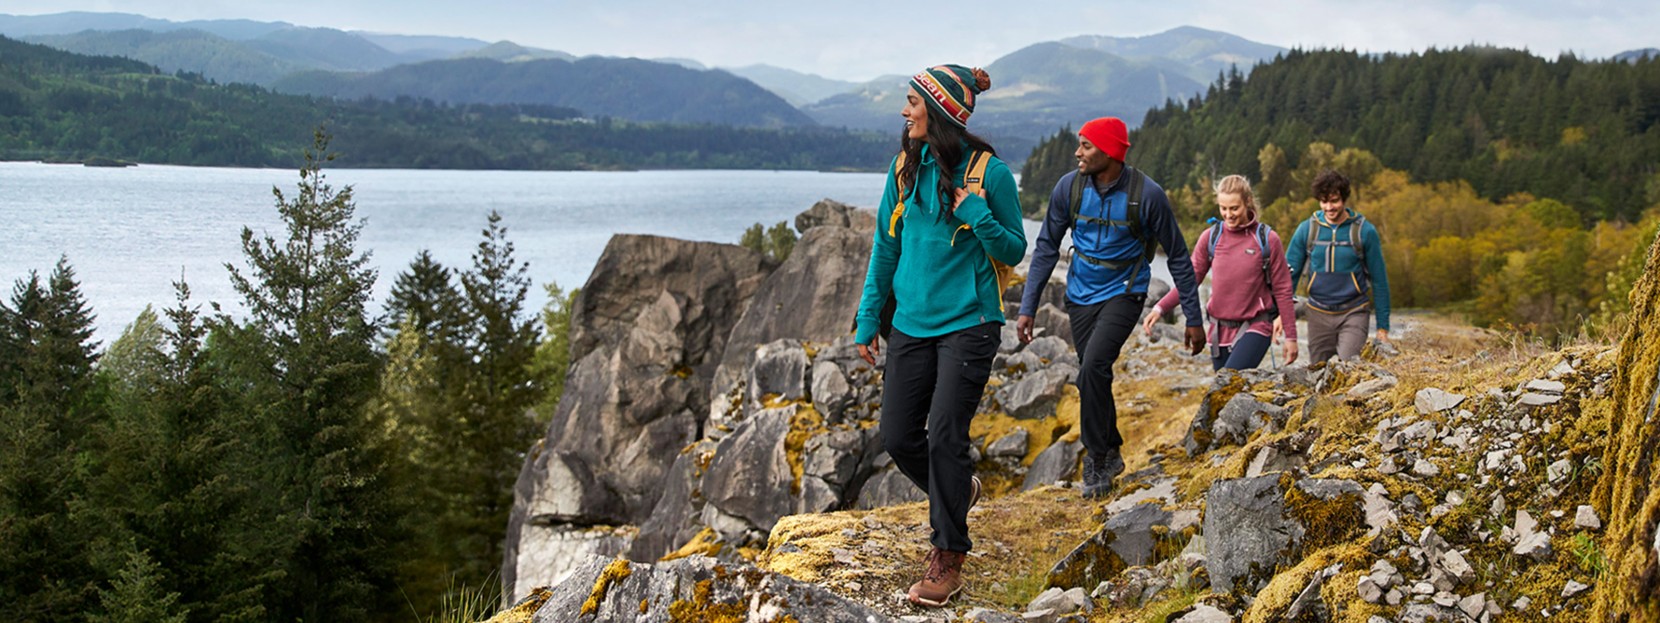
left=858, top=343, right=875, bottom=366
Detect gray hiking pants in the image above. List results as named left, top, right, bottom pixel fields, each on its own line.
left=1306, top=304, right=1371, bottom=363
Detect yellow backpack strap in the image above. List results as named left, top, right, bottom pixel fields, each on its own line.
left=887, top=151, right=908, bottom=237
left=964, top=150, right=990, bottom=196
left=960, top=150, right=1015, bottom=313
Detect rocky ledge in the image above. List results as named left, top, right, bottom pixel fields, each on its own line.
left=492, top=199, right=1660, bottom=622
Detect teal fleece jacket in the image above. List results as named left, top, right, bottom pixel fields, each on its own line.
left=1286, top=208, right=1391, bottom=331
left=854, top=144, right=1027, bottom=345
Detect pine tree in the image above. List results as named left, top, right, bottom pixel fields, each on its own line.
left=454, top=209, right=542, bottom=587
left=89, top=281, right=270, bottom=623
left=220, top=128, right=397, bottom=621
left=383, top=250, right=466, bottom=344
left=0, top=258, right=104, bottom=621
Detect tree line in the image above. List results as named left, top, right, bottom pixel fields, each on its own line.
left=1127, top=47, right=1660, bottom=223
left=0, top=35, right=892, bottom=171
left=1017, top=47, right=1660, bottom=339
left=0, top=131, right=576, bottom=621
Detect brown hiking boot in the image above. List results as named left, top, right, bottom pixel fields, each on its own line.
left=907, top=547, right=967, bottom=607
left=969, top=475, right=983, bottom=509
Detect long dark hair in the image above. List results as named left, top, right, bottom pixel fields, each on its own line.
left=897, top=107, right=996, bottom=220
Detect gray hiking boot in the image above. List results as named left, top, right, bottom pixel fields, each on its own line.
left=1082, top=447, right=1125, bottom=499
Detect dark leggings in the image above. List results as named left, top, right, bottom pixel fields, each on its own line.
left=880, top=322, right=1000, bottom=553
left=1211, top=331, right=1272, bottom=371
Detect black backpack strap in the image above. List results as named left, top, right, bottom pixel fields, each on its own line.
left=1350, top=214, right=1369, bottom=284
left=1068, top=172, right=1087, bottom=229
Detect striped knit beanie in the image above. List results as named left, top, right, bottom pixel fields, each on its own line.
left=910, top=65, right=991, bottom=128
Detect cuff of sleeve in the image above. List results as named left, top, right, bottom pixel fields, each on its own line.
left=854, top=319, right=878, bottom=345
left=953, top=194, right=991, bottom=224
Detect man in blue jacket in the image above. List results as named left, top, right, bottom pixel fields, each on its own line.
left=1286, top=169, right=1391, bottom=363
left=1015, top=117, right=1204, bottom=498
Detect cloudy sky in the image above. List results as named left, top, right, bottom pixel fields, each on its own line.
left=5, top=0, right=1655, bottom=81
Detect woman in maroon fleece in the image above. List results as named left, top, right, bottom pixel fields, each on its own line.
left=1143, top=175, right=1298, bottom=370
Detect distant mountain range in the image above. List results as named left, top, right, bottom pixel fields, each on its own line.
left=1058, top=25, right=1288, bottom=83
left=722, top=65, right=861, bottom=107
left=1614, top=48, right=1658, bottom=63
left=272, top=57, right=815, bottom=129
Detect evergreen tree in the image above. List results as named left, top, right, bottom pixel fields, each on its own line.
left=1017, top=126, right=1077, bottom=219
left=454, top=210, right=542, bottom=586
left=88, top=547, right=188, bottom=623
left=0, top=258, right=104, bottom=621
left=220, top=128, right=397, bottom=621
left=530, top=283, right=579, bottom=421
left=383, top=250, right=465, bottom=344
left=90, top=281, right=270, bottom=623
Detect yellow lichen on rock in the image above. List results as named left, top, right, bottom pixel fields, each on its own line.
left=666, top=578, right=747, bottom=623
left=1239, top=543, right=1370, bottom=623
left=662, top=527, right=725, bottom=562
left=580, top=557, right=634, bottom=617
left=783, top=404, right=826, bottom=495
left=482, top=587, right=551, bottom=623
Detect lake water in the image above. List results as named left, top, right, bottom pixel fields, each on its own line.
left=2, top=162, right=1169, bottom=345
left=1, top=163, right=890, bottom=343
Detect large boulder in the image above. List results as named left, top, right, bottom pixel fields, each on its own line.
left=711, top=224, right=875, bottom=417
left=534, top=555, right=896, bottom=622
left=700, top=407, right=797, bottom=537
left=627, top=440, right=716, bottom=562
left=1203, top=475, right=1365, bottom=594
left=505, top=235, right=773, bottom=600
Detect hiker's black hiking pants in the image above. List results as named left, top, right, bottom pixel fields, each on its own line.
left=1067, top=294, right=1144, bottom=459
left=881, top=322, right=1000, bottom=554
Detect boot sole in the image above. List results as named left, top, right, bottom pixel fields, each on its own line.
left=908, top=583, right=965, bottom=607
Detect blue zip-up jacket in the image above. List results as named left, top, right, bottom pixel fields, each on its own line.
left=854, top=144, right=1027, bottom=345
left=1286, top=208, right=1391, bottom=331
left=1020, top=168, right=1202, bottom=326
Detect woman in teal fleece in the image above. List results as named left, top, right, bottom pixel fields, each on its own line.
left=853, top=64, right=1026, bottom=608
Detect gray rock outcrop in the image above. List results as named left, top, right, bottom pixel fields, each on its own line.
left=794, top=198, right=876, bottom=234
left=711, top=219, right=875, bottom=414
left=1048, top=502, right=1178, bottom=589
left=1204, top=475, right=1365, bottom=594
left=535, top=555, right=895, bottom=622
left=1024, top=440, right=1083, bottom=490
left=1184, top=371, right=1290, bottom=456
left=505, top=235, right=774, bottom=599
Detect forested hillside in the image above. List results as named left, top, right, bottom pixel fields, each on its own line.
left=1128, top=47, right=1660, bottom=222
left=0, top=36, right=889, bottom=170
left=1018, top=47, right=1660, bottom=339
left=272, top=56, right=815, bottom=128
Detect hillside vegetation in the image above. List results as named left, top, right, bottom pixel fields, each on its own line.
left=0, top=36, right=890, bottom=170
left=1019, top=48, right=1660, bottom=340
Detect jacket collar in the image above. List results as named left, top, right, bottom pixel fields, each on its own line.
left=1315, top=207, right=1358, bottom=227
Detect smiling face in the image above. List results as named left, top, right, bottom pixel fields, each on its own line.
left=1075, top=137, right=1112, bottom=177
left=1219, top=192, right=1249, bottom=228
left=1319, top=194, right=1348, bottom=224
left=902, top=91, right=930, bottom=141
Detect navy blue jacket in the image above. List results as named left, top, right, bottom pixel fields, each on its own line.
left=1019, top=168, right=1203, bottom=326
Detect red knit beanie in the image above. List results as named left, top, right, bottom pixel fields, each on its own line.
left=1079, top=117, right=1131, bottom=161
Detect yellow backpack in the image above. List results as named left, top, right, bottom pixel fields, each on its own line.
left=887, top=149, right=1017, bottom=312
